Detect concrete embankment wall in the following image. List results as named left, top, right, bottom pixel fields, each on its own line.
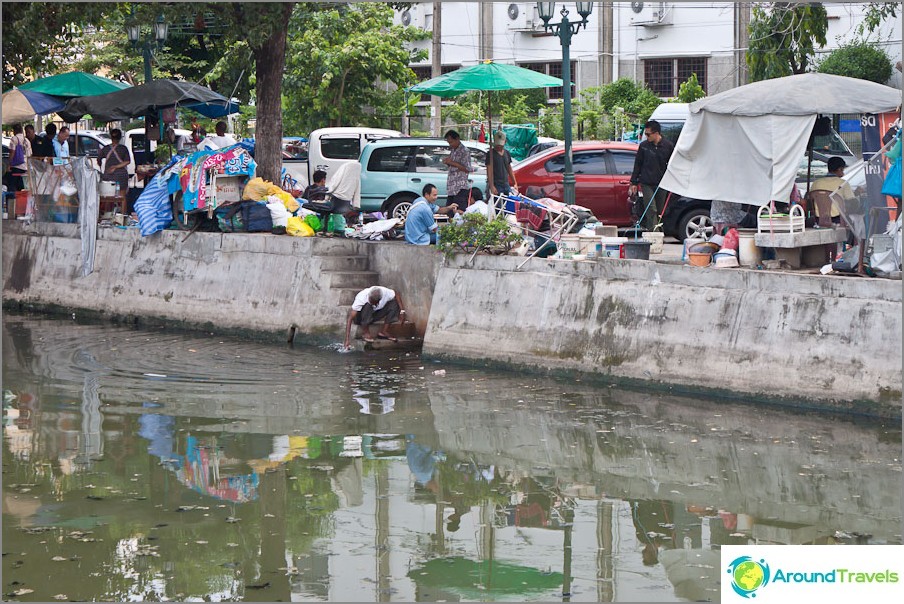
left=424, top=254, right=902, bottom=417
left=3, top=222, right=901, bottom=416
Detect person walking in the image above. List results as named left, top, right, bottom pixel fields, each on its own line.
left=442, top=129, right=472, bottom=208
left=344, top=285, right=407, bottom=348
left=629, top=120, right=674, bottom=231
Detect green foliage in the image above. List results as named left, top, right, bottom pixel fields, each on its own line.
left=676, top=73, right=706, bottom=103
left=565, top=78, right=660, bottom=140
left=281, top=3, right=428, bottom=133
left=817, top=40, right=893, bottom=84
left=747, top=2, right=828, bottom=81
left=437, top=213, right=522, bottom=258
left=441, top=89, right=548, bottom=130
left=857, top=2, right=899, bottom=36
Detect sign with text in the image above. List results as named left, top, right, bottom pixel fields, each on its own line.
left=722, top=546, right=904, bottom=603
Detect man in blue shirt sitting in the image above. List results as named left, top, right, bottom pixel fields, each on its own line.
left=404, top=183, right=459, bottom=245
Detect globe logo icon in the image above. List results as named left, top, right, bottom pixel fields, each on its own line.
left=727, top=556, right=771, bottom=598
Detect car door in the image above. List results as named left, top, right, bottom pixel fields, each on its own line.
left=360, top=145, right=415, bottom=211
left=604, top=149, right=637, bottom=225
left=413, top=144, right=452, bottom=202
left=541, top=150, right=610, bottom=219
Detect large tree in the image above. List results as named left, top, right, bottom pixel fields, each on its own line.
left=282, top=3, right=427, bottom=133
left=747, top=2, right=828, bottom=81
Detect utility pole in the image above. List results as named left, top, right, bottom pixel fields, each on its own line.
left=599, top=2, right=614, bottom=86
left=734, top=2, right=751, bottom=88
left=431, top=1, right=443, bottom=136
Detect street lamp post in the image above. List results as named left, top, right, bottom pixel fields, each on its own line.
left=537, top=2, right=592, bottom=206
left=127, top=15, right=168, bottom=84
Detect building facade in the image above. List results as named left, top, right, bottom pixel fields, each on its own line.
left=401, top=1, right=902, bottom=105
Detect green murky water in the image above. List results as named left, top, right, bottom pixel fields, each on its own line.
left=2, top=313, right=900, bottom=602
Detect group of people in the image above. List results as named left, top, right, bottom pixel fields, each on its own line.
left=403, top=128, right=518, bottom=246
left=3, top=123, right=73, bottom=192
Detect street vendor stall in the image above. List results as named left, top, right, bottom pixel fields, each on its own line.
left=658, top=73, right=901, bottom=269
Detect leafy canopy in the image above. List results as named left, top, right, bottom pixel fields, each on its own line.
left=747, top=2, right=828, bottom=81
left=817, top=40, right=893, bottom=84
left=282, top=3, right=428, bottom=133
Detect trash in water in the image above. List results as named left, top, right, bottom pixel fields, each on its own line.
left=433, top=369, right=446, bottom=376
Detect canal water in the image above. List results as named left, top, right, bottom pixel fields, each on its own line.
left=2, top=313, right=901, bottom=602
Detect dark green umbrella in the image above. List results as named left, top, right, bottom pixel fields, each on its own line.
left=408, top=61, right=564, bottom=135
left=408, top=556, right=564, bottom=599
left=18, top=71, right=130, bottom=98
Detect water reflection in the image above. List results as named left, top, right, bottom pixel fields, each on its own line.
left=2, top=314, right=901, bottom=602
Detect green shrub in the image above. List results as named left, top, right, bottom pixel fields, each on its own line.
left=818, top=41, right=893, bottom=84
left=437, top=213, right=521, bottom=258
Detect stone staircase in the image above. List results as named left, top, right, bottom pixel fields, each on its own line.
left=312, top=242, right=419, bottom=343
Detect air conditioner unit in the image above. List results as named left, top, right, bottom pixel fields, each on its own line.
left=629, top=2, right=673, bottom=27
left=400, top=4, right=427, bottom=30
left=506, top=2, right=542, bottom=32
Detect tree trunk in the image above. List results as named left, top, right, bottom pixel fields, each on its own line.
left=252, top=3, right=293, bottom=183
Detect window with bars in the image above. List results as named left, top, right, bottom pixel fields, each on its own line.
left=518, top=61, right=576, bottom=100
left=644, top=58, right=708, bottom=97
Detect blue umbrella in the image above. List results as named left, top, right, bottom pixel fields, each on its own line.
left=185, top=100, right=240, bottom=118
left=2, top=88, right=66, bottom=123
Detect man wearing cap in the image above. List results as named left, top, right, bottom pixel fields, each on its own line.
left=487, top=130, right=517, bottom=197
left=811, top=156, right=855, bottom=224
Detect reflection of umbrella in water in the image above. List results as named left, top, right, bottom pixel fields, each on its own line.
left=408, top=556, right=563, bottom=599
left=660, top=549, right=721, bottom=603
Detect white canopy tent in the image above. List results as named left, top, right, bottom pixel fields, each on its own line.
left=659, top=73, right=901, bottom=205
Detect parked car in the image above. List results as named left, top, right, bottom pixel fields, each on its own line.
left=512, top=141, right=713, bottom=240
left=359, top=137, right=489, bottom=218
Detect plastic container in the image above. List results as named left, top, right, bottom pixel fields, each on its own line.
left=595, top=225, right=618, bottom=238
left=52, top=207, right=79, bottom=223
left=559, top=234, right=582, bottom=259
left=623, top=240, right=652, bottom=260
left=641, top=231, right=665, bottom=254
left=713, top=249, right=740, bottom=268
left=682, top=237, right=704, bottom=262
left=599, top=236, right=628, bottom=259
left=688, top=252, right=712, bottom=267
left=15, top=190, right=30, bottom=216
left=737, top=228, right=762, bottom=267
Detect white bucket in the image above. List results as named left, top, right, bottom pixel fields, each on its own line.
left=559, top=234, right=582, bottom=259
left=99, top=181, right=117, bottom=197
left=641, top=231, right=665, bottom=254
left=737, top=229, right=762, bottom=267
left=598, top=236, right=628, bottom=259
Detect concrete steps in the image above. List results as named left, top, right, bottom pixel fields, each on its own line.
left=327, top=270, right=379, bottom=290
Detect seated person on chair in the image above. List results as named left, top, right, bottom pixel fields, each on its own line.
left=404, top=184, right=459, bottom=245
left=302, top=170, right=329, bottom=201
left=810, top=157, right=855, bottom=224
left=344, top=286, right=407, bottom=347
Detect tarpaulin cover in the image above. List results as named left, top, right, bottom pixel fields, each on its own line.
left=659, top=73, right=902, bottom=205
left=59, top=79, right=231, bottom=123
left=71, top=157, right=99, bottom=276
left=502, top=124, right=539, bottom=161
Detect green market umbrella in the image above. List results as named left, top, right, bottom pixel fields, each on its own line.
left=408, top=61, right=564, bottom=137
left=18, top=71, right=130, bottom=98
left=407, top=556, right=564, bottom=599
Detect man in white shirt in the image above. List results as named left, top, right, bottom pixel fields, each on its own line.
left=344, top=285, right=407, bottom=348
left=198, top=121, right=237, bottom=151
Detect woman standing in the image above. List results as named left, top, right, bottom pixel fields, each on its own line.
left=5, top=124, right=30, bottom=192
left=97, top=129, right=132, bottom=207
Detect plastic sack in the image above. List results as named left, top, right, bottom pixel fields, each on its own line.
left=273, top=190, right=299, bottom=213
left=721, top=228, right=740, bottom=251
left=287, top=215, right=315, bottom=237
left=304, top=214, right=322, bottom=232
left=242, top=177, right=271, bottom=201
left=266, top=198, right=290, bottom=228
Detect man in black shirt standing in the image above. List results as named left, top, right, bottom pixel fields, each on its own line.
left=630, top=120, right=675, bottom=231
left=31, top=123, right=57, bottom=159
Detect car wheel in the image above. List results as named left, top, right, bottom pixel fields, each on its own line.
left=386, top=195, right=415, bottom=221
left=677, top=208, right=713, bottom=241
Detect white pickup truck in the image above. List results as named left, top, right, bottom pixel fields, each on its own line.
left=281, top=127, right=402, bottom=189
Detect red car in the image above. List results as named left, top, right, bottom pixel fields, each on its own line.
left=513, top=141, right=638, bottom=226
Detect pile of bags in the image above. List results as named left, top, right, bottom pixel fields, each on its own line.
left=217, top=177, right=325, bottom=237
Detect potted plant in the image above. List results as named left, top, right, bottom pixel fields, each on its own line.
left=437, top=213, right=521, bottom=258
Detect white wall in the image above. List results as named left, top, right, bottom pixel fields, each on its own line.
left=401, top=2, right=903, bottom=93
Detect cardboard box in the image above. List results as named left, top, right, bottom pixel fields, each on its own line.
left=214, top=176, right=242, bottom=203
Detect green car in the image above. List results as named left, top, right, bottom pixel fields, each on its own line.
left=359, top=137, right=489, bottom=219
